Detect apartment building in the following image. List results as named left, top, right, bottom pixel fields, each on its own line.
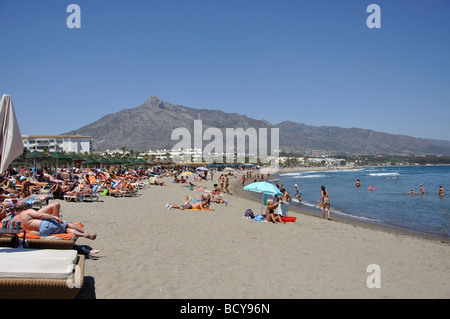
left=22, top=135, right=93, bottom=154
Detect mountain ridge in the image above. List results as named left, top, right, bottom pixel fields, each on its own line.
left=62, top=96, right=450, bottom=156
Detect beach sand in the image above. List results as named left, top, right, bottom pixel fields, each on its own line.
left=57, top=170, right=449, bottom=299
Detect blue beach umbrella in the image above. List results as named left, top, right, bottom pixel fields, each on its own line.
left=244, top=182, right=283, bottom=215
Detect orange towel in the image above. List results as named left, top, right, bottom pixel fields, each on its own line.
left=16, top=222, right=84, bottom=240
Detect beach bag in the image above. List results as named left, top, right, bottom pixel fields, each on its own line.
left=244, top=209, right=254, bottom=219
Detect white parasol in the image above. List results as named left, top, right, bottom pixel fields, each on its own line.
left=0, top=95, right=24, bottom=174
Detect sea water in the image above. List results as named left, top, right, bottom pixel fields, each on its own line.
left=272, top=166, right=449, bottom=239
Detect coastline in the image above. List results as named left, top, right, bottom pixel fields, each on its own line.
left=58, top=170, right=449, bottom=299
left=232, top=172, right=450, bottom=245
left=260, top=166, right=450, bottom=245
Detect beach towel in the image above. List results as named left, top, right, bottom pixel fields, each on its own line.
left=277, top=201, right=289, bottom=217
left=16, top=222, right=84, bottom=240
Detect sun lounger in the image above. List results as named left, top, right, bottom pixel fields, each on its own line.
left=64, top=185, right=99, bottom=202
left=0, top=247, right=84, bottom=299
left=0, top=232, right=78, bottom=249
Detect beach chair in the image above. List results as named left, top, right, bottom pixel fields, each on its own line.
left=63, top=185, right=99, bottom=202
left=81, top=185, right=99, bottom=202
left=0, top=247, right=85, bottom=299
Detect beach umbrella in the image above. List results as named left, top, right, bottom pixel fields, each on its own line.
left=0, top=95, right=24, bottom=174
left=179, top=171, right=194, bottom=176
left=244, top=181, right=283, bottom=215
left=50, top=151, right=70, bottom=168
left=196, top=167, right=209, bottom=171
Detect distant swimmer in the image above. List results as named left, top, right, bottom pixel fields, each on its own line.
left=410, top=189, right=417, bottom=196
left=368, top=184, right=376, bottom=191
left=356, top=179, right=361, bottom=187
left=420, top=184, right=425, bottom=195
left=438, top=185, right=445, bottom=196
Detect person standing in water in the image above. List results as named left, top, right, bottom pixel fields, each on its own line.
left=419, top=184, right=425, bottom=195
left=318, top=185, right=331, bottom=220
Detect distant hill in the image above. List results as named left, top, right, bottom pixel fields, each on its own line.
left=62, top=96, right=450, bottom=156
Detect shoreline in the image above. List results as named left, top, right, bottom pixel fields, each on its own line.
left=233, top=167, right=449, bottom=245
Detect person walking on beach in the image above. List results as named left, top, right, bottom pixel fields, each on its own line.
left=318, top=185, right=331, bottom=220
left=224, top=174, right=230, bottom=194
left=218, top=174, right=224, bottom=193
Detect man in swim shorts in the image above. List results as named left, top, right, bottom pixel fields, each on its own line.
left=11, top=202, right=97, bottom=239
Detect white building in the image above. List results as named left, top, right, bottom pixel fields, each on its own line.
left=22, top=135, right=93, bottom=154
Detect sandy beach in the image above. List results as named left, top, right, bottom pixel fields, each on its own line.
left=56, top=169, right=449, bottom=299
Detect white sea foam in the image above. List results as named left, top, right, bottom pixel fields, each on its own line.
left=298, top=174, right=327, bottom=178
left=368, top=172, right=400, bottom=176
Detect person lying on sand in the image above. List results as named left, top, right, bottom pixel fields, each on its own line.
left=165, top=195, right=210, bottom=210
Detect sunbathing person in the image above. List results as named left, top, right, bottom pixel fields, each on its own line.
left=50, top=180, right=72, bottom=198
left=19, top=176, right=32, bottom=198
left=65, top=183, right=93, bottom=197
left=165, top=195, right=210, bottom=210
left=1, top=177, right=19, bottom=195
left=0, top=187, right=14, bottom=200
left=12, top=202, right=97, bottom=239
left=265, top=199, right=285, bottom=224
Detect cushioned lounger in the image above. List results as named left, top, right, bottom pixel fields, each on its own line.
left=0, top=248, right=84, bottom=299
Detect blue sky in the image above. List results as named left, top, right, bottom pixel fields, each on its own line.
left=1, top=0, right=449, bottom=141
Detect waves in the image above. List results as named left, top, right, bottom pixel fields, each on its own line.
left=368, top=172, right=400, bottom=177
left=275, top=166, right=450, bottom=238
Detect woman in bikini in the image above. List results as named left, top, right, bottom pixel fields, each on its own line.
left=318, top=185, right=331, bottom=220
left=265, top=199, right=285, bottom=224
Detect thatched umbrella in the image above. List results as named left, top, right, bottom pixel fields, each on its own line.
left=50, top=151, right=70, bottom=168
left=26, top=150, right=49, bottom=170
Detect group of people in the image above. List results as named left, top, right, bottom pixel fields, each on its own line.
left=272, top=180, right=331, bottom=220
left=409, top=184, right=445, bottom=196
